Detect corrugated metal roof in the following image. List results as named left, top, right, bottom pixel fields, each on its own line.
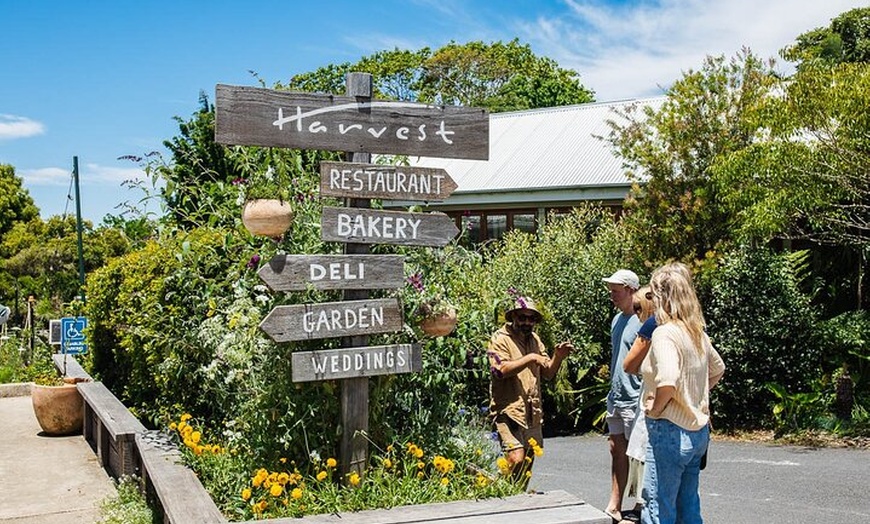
left=410, top=96, right=665, bottom=195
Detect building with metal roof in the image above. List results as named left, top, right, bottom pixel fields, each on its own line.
left=384, top=96, right=665, bottom=243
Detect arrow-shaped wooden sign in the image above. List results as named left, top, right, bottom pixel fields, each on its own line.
left=258, top=254, right=405, bottom=292
left=321, top=207, right=459, bottom=248
left=291, top=344, right=422, bottom=382
left=260, top=298, right=403, bottom=343
left=319, top=161, right=457, bottom=201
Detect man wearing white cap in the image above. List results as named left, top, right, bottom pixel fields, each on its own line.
left=602, top=269, right=642, bottom=523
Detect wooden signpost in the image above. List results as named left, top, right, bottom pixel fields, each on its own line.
left=321, top=207, right=460, bottom=248
left=216, top=71, right=488, bottom=477
left=258, top=254, right=404, bottom=292
left=215, top=84, right=489, bottom=159
left=320, top=161, right=457, bottom=201
left=291, top=344, right=422, bottom=383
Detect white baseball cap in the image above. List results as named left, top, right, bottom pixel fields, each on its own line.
left=603, top=269, right=640, bottom=290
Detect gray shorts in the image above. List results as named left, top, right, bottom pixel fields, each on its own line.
left=606, top=406, right=637, bottom=437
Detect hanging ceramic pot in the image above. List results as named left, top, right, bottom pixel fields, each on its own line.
left=242, top=199, right=294, bottom=237
left=420, top=308, right=458, bottom=337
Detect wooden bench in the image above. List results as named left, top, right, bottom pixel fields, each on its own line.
left=136, top=431, right=226, bottom=523
left=247, top=490, right=609, bottom=524
left=77, top=381, right=146, bottom=478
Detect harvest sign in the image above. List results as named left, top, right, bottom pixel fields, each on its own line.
left=215, top=84, right=489, bottom=159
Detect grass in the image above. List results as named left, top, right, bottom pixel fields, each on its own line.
left=98, top=476, right=157, bottom=524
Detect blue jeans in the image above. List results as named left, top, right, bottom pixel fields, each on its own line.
left=641, top=418, right=708, bottom=524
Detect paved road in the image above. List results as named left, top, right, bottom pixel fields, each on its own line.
left=532, top=433, right=870, bottom=524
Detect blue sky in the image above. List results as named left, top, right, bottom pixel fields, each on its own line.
left=1, top=0, right=865, bottom=224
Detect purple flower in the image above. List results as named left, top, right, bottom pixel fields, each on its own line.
left=246, top=254, right=261, bottom=269
left=407, top=272, right=425, bottom=293
left=232, top=177, right=247, bottom=186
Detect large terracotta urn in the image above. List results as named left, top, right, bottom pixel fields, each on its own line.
left=420, top=308, right=458, bottom=337
left=31, top=382, right=84, bottom=436
left=242, top=199, right=294, bottom=237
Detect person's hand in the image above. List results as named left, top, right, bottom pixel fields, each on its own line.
left=554, top=341, right=574, bottom=356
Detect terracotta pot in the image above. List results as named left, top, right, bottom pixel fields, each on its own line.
left=242, top=199, right=294, bottom=237
left=31, top=383, right=84, bottom=436
left=421, top=308, right=458, bottom=337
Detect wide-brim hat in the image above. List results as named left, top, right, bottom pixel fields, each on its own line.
left=505, top=297, right=542, bottom=322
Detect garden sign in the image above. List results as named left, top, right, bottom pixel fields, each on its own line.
left=215, top=73, right=489, bottom=473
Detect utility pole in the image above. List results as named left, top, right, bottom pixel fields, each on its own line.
left=73, top=156, right=86, bottom=304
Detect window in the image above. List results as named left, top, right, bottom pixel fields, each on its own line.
left=513, top=213, right=536, bottom=234
left=461, top=214, right=481, bottom=243
left=487, top=214, right=507, bottom=241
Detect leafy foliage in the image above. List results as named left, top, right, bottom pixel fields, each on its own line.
left=283, top=39, right=593, bottom=111
left=607, top=49, right=781, bottom=261
left=698, top=246, right=823, bottom=429
left=0, top=164, right=39, bottom=240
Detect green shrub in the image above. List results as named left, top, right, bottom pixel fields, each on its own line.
left=698, top=246, right=822, bottom=429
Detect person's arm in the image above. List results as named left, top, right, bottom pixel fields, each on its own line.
left=623, top=336, right=650, bottom=375
left=491, top=352, right=549, bottom=378
left=647, top=385, right=675, bottom=417
left=541, top=341, right=574, bottom=380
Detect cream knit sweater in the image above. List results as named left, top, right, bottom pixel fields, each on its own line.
left=641, top=322, right=725, bottom=431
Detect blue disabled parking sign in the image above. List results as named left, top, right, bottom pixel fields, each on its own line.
left=60, top=316, right=88, bottom=355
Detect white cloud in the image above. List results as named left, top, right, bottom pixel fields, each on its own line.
left=0, top=114, right=45, bottom=140
left=19, top=167, right=69, bottom=185
left=514, top=0, right=868, bottom=101
left=19, top=163, right=146, bottom=187
left=84, top=163, right=147, bottom=185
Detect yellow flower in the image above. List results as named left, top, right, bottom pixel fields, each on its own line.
left=252, top=469, right=268, bottom=487
left=440, top=477, right=449, bottom=486
left=190, top=431, right=201, bottom=444
left=277, top=472, right=290, bottom=485
left=416, top=471, right=424, bottom=479
left=291, top=487, right=303, bottom=500
left=211, top=445, right=222, bottom=454
left=497, top=456, right=510, bottom=474
left=476, top=474, right=489, bottom=487
left=533, top=445, right=543, bottom=457
left=348, top=472, right=361, bottom=486
left=241, top=488, right=252, bottom=501
left=525, top=470, right=532, bottom=478
left=416, top=461, right=425, bottom=470
left=279, top=457, right=287, bottom=464
left=527, top=437, right=538, bottom=448
left=194, top=445, right=204, bottom=456
left=316, top=471, right=327, bottom=482
left=383, top=458, right=392, bottom=469
left=270, top=483, right=283, bottom=497
left=387, top=444, right=394, bottom=452
left=326, top=457, right=337, bottom=468
left=414, top=447, right=424, bottom=459
left=177, top=421, right=187, bottom=432
left=169, top=422, right=177, bottom=431
left=180, top=413, right=192, bottom=422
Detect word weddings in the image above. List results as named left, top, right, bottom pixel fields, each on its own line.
left=272, top=102, right=456, bottom=144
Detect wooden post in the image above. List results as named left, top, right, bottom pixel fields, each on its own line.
left=341, top=71, right=372, bottom=477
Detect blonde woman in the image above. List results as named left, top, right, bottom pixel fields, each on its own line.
left=622, top=286, right=656, bottom=520
left=641, top=263, right=725, bottom=524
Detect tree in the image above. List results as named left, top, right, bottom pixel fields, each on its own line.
left=285, top=39, right=594, bottom=111
left=606, top=49, right=780, bottom=262
left=781, top=7, right=870, bottom=66
left=0, top=164, right=39, bottom=240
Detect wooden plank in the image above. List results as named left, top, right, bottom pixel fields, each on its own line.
left=137, top=433, right=226, bottom=523
left=291, top=344, right=421, bottom=382
left=52, top=353, right=91, bottom=380
left=259, top=298, right=403, bottom=343
left=77, top=381, right=146, bottom=437
left=320, top=161, right=457, bottom=201
left=215, top=84, right=489, bottom=160
left=321, top=207, right=459, bottom=248
left=258, top=254, right=404, bottom=292
left=241, top=490, right=610, bottom=523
